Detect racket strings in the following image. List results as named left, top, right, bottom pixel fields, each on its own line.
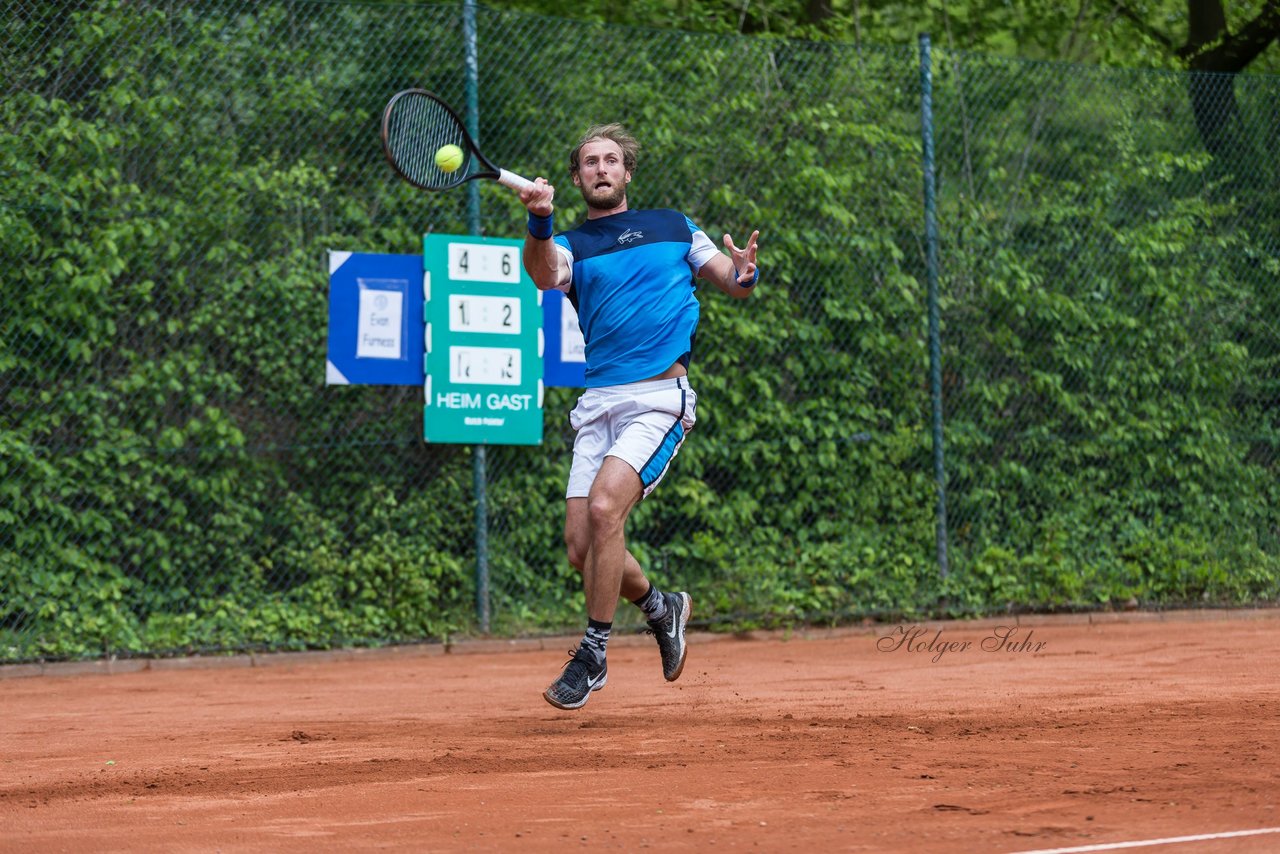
left=385, top=93, right=470, bottom=189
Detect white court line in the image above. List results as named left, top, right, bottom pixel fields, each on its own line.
left=1010, top=827, right=1280, bottom=854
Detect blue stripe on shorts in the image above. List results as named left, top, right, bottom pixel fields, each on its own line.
left=639, top=420, right=686, bottom=488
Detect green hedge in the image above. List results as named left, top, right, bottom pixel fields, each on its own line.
left=1, top=2, right=1276, bottom=661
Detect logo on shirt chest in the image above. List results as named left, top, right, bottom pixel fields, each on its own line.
left=617, top=228, right=644, bottom=245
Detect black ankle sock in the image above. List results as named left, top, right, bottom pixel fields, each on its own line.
left=581, top=619, right=611, bottom=663
left=632, top=583, right=667, bottom=622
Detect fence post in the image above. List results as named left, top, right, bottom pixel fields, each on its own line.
left=919, top=34, right=951, bottom=578
left=464, top=0, right=491, bottom=632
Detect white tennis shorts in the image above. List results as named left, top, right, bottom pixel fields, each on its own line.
left=566, top=376, right=698, bottom=500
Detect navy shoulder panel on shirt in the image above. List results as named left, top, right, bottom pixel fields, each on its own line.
left=562, top=209, right=694, bottom=261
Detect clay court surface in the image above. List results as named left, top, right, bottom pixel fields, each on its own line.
left=3, top=611, right=1279, bottom=853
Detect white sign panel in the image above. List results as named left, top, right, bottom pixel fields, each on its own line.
left=447, top=242, right=521, bottom=284
left=356, top=284, right=404, bottom=360
left=449, top=294, right=521, bottom=335
left=560, top=300, right=586, bottom=363
left=449, top=346, right=522, bottom=386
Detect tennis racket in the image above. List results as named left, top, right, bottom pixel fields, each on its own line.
left=380, top=89, right=534, bottom=193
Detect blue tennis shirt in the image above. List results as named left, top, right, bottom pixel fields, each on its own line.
left=553, top=208, right=718, bottom=387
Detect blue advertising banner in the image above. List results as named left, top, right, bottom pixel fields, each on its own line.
left=326, top=251, right=424, bottom=386
left=541, top=288, right=586, bottom=389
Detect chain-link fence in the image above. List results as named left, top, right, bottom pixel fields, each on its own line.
left=3, top=1, right=1277, bottom=663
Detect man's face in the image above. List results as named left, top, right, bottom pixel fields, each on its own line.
left=573, top=137, right=630, bottom=210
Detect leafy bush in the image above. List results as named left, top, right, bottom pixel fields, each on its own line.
left=1, top=2, right=1276, bottom=661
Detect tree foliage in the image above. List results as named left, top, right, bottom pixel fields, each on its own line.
left=476, top=0, right=1280, bottom=70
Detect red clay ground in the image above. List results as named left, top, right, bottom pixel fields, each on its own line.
left=3, top=610, right=1279, bottom=853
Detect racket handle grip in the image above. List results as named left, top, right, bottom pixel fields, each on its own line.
left=498, top=169, right=534, bottom=192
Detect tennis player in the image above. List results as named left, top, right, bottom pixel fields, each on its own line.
left=521, top=123, right=759, bottom=710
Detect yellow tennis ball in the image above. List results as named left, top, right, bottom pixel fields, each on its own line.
left=435, top=144, right=464, bottom=173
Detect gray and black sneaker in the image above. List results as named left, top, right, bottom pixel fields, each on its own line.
left=543, top=647, right=607, bottom=710
left=646, top=591, right=692, bottom=682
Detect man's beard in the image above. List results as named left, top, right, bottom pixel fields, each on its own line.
left=582, top=181, right=626, bottom=210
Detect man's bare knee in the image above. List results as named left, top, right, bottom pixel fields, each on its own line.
left=564, top=538, right=588, bottom=572
left=563, top=497, right=591, bottom=573
left=586, top=492, right=628, bottom=536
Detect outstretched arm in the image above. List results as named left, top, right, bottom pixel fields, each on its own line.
left=520, top=178, right=571, bottom=291
left=699, top=229, right=760, bottom=299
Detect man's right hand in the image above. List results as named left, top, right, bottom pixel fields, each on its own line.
left=521, top=178, right=555, bottom=216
